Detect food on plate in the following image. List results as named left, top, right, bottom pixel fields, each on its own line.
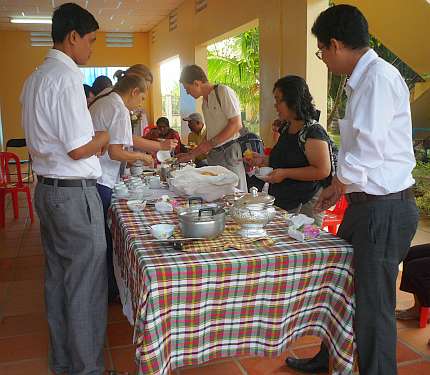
left=200, top=171, right=218, bottom=176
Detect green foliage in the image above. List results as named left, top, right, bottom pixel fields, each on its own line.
left=207, top=28, right=260, bottom=124
left=413, top=162, right=430, bottom=216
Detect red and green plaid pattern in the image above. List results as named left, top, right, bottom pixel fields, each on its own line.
left=109, top=199, right=355, bottom=375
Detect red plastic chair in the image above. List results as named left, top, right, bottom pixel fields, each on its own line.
left=0, top=152, right=34, bottom=227
left=420, top=306, right=430, bottom=328
left=322, top=195, right=348, bottom=235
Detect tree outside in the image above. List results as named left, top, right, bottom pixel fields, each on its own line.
left=207, top=27, right=260, bottom=135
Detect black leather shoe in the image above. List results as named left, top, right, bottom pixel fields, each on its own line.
left=285, top=356, right=329, bottom=373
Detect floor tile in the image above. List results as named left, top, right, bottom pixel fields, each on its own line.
left=110, top=345, right=138, bottom=374
left=18, top=245, right=43, bottom=257
left=239, top=352, right=300, bottom=375
left=397, top=341, right=422, bottom=363
left=0, top=313, right=48, bottom=338
left=0, top=332, right=49, bottom=363
left=0, top=244, right=19, bottom=259
left=2, top=280, right=45, bottom=316
left=107, top=321, right=134, bottom=347
left=0, top=358, right=49, bottom=375
left=398, top=360, right=430, bottom=375
left=0, top=259, right=15, bottom=282
left=180, top=359, right=243, bottom=375
left=398, top=328, right=430, bottom=357
left=108, top=302, right=128, bottom=323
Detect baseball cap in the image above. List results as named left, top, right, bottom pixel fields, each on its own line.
left=183, top=112, right=203, bottom=123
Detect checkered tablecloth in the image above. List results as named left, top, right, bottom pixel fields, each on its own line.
left=109, top=199, right=355, bottom=375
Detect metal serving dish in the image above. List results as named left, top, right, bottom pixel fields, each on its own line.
left=229, top=187, right=276, bottom=238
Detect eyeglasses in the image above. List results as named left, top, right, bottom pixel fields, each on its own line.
left=315, top=49, right=323, bottom=60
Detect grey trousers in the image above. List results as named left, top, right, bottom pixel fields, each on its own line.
left=207, top=142, right=248, bottom=192
left=35, top=182, right=108, bottom=375
left=338, top=198, right=418, bottom=375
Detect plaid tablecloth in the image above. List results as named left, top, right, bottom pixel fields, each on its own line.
left=109, top=199, right=355, bottom=375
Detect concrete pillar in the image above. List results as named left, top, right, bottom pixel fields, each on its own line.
left=259, top=0, right=328, bottom=146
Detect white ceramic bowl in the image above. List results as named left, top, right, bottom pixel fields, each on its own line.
left=157, top=150, right=172, bottom=163
left=126, top=200, right=147, bottom=212
left=258, top=167, right=273, bottom=176
left=150, top=223, right=175, bottom=240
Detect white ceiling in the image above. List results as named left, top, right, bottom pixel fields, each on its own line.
left=0, top=0, right=185, bottom=32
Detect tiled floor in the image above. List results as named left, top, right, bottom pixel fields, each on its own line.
left=0, top=187, right=429, bottom=374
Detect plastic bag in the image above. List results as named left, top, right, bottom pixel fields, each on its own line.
left=170, top=165, right=239, bottom=202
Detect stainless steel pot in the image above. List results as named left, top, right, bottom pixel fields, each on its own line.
left=178, top=207, right=226, bottom=239
left=229, top=187, right=276, bottom=238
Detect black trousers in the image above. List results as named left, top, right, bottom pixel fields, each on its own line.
left=399, top=243, right=430, bottom=306
left=336, top=198, right=418, bottom=374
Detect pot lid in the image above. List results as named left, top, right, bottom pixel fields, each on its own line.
left=235, top=187, right=275, bottom=208
left=178, top=207, right=224, bottom=222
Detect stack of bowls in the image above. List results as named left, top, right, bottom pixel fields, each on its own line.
left=128, top=177, right=151, bottom=200
left=113, top=182, right=129, bottom=198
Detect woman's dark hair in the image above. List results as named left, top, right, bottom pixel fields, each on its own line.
left=52, top=3, right=99, bottom=43
left=83, top=84, right=94, bottom=99
left=311, top=4, right=369, bottom=49
left=273, top=75, right=318, bottom=122
left=92, top=75, right=113, bottom=96
left=156, top=117, right=170, bottom=127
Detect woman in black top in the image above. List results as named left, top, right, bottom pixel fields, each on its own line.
left=245, top=75, right=334, bottom=225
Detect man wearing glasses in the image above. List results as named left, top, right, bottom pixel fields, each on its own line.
left=285, top=4, right=418, bottom=375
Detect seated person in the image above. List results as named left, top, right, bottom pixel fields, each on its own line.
left=183, top=112, right=208, bottom=167
left=395, top=243, right=430, bottom=321
left=144, top=117, right=183, bottom=155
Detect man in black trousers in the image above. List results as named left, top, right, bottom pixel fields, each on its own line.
left=285, top=4, right=419, bottom=375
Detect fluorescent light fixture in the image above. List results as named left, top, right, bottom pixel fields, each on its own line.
left=10, top=18, right=52, bottom=24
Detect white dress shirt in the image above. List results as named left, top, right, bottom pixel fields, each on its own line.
left=202, top=84, right=241, bottom=146
left=337, top=49, right=415, bottom=194
left=20, top=49, right=102, bottom=179
left=89, top=91, right=133, bottom=189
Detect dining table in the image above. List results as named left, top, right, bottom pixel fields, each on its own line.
left=108, top=196, right=355, bottom=375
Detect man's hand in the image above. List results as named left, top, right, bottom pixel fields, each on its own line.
left=139, top=153, right=154, bottom=167
left=176, top=152, right=193, bottom=163
left=160, top=139, right=178, bottom=151
left=262, top=169, right=287, bottom=184
left=314, top=176, right=346, bottom=212
left=197, top=141, right=213, bottom=155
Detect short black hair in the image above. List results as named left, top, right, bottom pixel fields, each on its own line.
left=156, top=117, right=170, bottom=127
left=180, top=65, right=208, bottom=84
left=52, top=3, right=99, bottom=43
left=92, top=75, right=113, bottom=96
left=83, top=84, right=94, bottom=98
left=311, top=4, right=369, bottom=49
left=273, top=75, right=319, bottom=122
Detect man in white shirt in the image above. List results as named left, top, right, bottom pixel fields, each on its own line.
left=177, top=65, right=248, bottom=191
left=285, top=5, right=419, bottom=375
left=21, top=4, right=109, bottom=375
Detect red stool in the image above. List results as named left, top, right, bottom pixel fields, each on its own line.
left=419, top=306, right=430, bottom=328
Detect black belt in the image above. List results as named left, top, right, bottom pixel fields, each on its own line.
left=37, top=176, right=97, bottom=187
left=345, top=188, right=414, bottom=204
left=212, top=139, right=237, bottom=152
